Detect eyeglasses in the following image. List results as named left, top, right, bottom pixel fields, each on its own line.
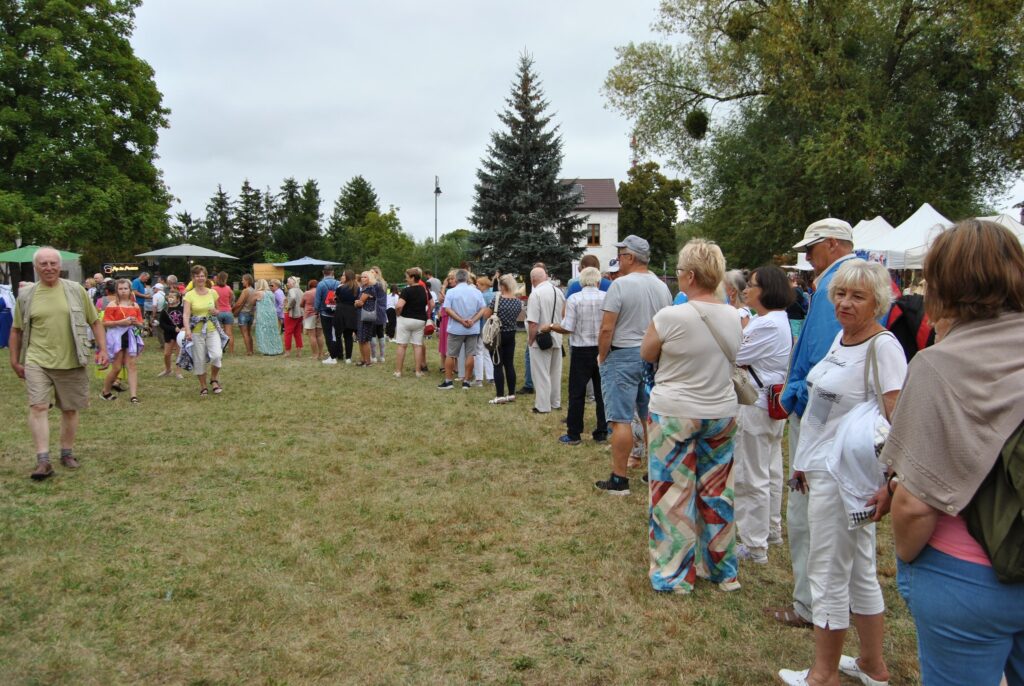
left=616, top=252, right=633, bottom=259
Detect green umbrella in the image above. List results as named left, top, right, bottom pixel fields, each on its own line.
left=0, top=245, right=80, bottom=262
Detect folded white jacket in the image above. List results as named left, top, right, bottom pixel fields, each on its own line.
left=826, top=400, right=889, bottom=529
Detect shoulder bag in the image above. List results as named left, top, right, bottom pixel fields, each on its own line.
left=693, top=302, right=757, bottom=405
left=482, top=292, right=502, bottom=354
left=534, top=287, right=557, bottom=351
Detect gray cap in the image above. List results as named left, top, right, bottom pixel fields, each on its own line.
left=614, top=234, right=650, bottom=260
left=793, top=218, right=854, bottom=252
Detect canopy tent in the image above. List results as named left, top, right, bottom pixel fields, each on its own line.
left=0, top=245, right=80, bottom=262
left=852, top=216, right=894, bottom=247
left=136, top=244, right=237, bottom=260
left=271, top=256, right=343, bottom=267
left=978, top=214, right=1024, bottom=242
left=862, top=203, right=952, bottom=269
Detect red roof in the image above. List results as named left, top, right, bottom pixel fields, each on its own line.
left=560, top=178, right=620, bottom=210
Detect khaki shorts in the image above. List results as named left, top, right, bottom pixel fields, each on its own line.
left=25, top=363, right=90, bottom=411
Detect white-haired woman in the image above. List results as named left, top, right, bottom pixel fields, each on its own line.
left=283, top=275, right=304, bottom=357
left=779, top=259, right=906, bottom=686
left=724, top=269, right=751, bottom=329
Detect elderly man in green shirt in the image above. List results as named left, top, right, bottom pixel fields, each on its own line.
left=9, top=247, right=108, bottom=480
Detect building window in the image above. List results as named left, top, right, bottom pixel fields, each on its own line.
left=587, top=223, right=600, bottom=247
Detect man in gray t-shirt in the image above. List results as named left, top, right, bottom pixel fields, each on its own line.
left=595, top=235, right=672, bottom=495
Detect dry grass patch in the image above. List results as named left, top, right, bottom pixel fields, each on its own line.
left=0, top=334, right=920, bottom=684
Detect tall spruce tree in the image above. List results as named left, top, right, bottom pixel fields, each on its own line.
left=327, top=175, right=380, bottom=260
left=203, top=184, right=232, bottom=250
left=232, top=180, right=266, bottom=264
left=469, top=54, right=585, bottom=283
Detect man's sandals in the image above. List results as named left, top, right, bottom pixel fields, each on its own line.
left=765, top=606, right=812, bottom=628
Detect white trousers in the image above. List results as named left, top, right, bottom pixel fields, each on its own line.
left=734, top=405, right=785, bottom=552
left=530, top=344, right=562, bottom=412
left=806, top=471, right=884, bottom=630
left=787, top=413, right=813, bottom=622
left=190, top=327, right=222, bottom=376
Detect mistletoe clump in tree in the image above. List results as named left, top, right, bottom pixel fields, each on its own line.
left=470, top=54, right=585, bottom=284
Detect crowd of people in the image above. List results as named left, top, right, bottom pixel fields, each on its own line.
left=5, top=216, right=1023, bottom=685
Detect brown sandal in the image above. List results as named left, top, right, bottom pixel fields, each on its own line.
left=765, top=606, right=813, bottom=628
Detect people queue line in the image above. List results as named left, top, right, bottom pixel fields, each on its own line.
left=7, top=218, right=1024, bottom=685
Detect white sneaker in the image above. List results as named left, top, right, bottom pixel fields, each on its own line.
left=778, top=668, right=811, bottom=686
left=322, top=358, right=337, bottom=365
left=345, top=358, right=352, bottom=365
left=736, top=543, right=768, bottom=565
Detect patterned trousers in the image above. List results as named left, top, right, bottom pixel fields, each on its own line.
left=648, top=413, right=737, bottom=593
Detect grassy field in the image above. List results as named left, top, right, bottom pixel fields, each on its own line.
left=0, top=333, right=921, bottom=685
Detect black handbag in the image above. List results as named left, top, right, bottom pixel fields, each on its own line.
left=534, top=287, right=558, bottom=350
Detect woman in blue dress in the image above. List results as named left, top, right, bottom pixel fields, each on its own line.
left=253, top=279, right=283, bottom=356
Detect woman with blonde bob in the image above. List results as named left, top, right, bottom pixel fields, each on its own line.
left=884, top=220, right=1024, bottom=686
left=355, top=270, right=384, bottom=366
left=779, top=259, right=906, bottom=686
left=641, top=238, right=743, bottom=594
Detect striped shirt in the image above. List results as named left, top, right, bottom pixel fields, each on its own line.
left=561, top=287, right=605, bottom=347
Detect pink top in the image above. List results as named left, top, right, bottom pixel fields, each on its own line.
left=929, top=514, right=991, bottom=567
left=213, top=285, right=233, bottom=312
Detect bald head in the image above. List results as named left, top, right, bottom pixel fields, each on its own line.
left=530, top=267, right=548, bottom=286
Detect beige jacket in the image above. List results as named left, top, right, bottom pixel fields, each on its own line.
left=881, top=312, right=1024, bottom=514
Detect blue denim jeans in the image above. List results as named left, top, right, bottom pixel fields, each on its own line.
left=599, top=346, right=649, bottom=424
left=897, top=545, right=1024, bottom=686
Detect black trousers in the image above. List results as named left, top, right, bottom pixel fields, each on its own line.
left=567, top=345, right=607, bottom=440
left=340, top=326, right=355, bottom=360
left=320, top=314, right=340, bottom=359
left=386, top=309, right=397, bottom=338
left=493, top=330, right=517, bottom=398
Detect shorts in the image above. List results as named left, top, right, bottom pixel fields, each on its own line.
left=302, top=315, right=321, bottom=331
left=25, top=363, right=90, bottom=411
left=446, top=333, right=478, bottom=359
left=237, top=311, right=253, bottom=326
left=216, top=311, right=234, bottom=326
left=395, top=316, right=426, bottom=346
left=357, top=320, right=376, bottom=343
left=599, top=346, right=650, bottom=423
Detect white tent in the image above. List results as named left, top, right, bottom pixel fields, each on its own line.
left=863, top=203, right=952, bottom=269
left=852, top=216, right=894, bottom=247
left=978, top=214, right=1024, bottom=243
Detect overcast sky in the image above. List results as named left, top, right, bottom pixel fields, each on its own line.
left=131, top=1, right=1023, bottom=245
left=130, top=0, right=668, bottom=243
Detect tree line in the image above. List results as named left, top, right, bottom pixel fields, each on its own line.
left=164, top=175, right=470, bottom=284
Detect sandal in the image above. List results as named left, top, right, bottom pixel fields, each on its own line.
left=111, top=382, right=126, bottom=392
left=211, top=380, right=223, bottom=394
left=199, top=388, right=209, bottom=397
left=765, top=606, right=813, bottom=628
left=130, top=396, right=140, bottom=404
left=488, top=396, right=508, bottom=405
left=100, top=391, right=117, bottom=401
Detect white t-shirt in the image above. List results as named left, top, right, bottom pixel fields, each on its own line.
left=735, top=310, right=792, bottom=410
left=649, top=301, right=742, bottom=420
left=793, top=331, right=907, bottom=473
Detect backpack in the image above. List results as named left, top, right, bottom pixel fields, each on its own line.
left=962, top=420, right=1024, bottom=584
left=482, top=293, right=502, bottom=354
left=886, top=294, right=934, bottom=362
left=324, top=288, right=337, bottom=313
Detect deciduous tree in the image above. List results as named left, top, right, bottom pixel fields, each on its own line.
left=0, top=0, right=171, bottom=268
left=617, top=162, right=690, bottom=268
left=605, top=0, right=1024, bottom=264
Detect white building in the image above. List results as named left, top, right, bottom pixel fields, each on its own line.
left=562, top=178, right=620, bottom=271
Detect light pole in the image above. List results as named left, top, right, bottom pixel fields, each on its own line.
left=433, top=176, right=441, bottom=277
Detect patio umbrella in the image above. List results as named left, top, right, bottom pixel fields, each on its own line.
left=271, top=256, right=343, bottom=267
left=136, top=244, right=237, bottom=260
left=0, top=245, right=81, bottom=262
